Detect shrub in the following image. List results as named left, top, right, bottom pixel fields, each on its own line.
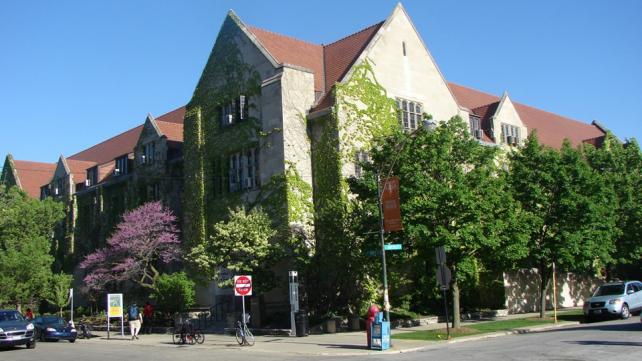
left=152, top=272, right=195, bottom=313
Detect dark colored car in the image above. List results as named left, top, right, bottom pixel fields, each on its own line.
left=33, top=316, right=77, bottom=342
left=0, top=309, right=36, bottom=349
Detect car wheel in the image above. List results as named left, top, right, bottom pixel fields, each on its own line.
left=621, top=304, right=631, bottom=319
left=26, top=340, right=36, bottom=349
left=69, top=339, right=76, bottom=343
left=585, top=315, right=593, bottom=323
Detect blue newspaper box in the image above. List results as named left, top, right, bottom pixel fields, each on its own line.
left=370, top=312, right=390, bottom=350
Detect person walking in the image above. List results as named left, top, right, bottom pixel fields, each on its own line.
left=24, top=308, right=34, bottom=320
left=143, top=301, right=154, bottom=334
left=128, top=303, right=143, bottom=340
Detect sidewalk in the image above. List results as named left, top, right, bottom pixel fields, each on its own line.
left=81, top=311, right=580, bottom=357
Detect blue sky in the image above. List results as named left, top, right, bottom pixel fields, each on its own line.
left=1, top=0, right=640, bottom=163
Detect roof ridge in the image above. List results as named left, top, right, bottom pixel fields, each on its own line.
left=13, top=159, right=56, bottom=167
left=323, top=21, right=385, bottom=48
left=247, top=25, right=321, bottom=48
left=68, top=124, right=142, bottom=160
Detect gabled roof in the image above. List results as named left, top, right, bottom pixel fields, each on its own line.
left=65, top=159, right=97, bottom=184
left=12, top=160, right=56, bottom=198
left=246, top=19, right=384, bottom=111
left=156, top=120, right=183, bottom=142
left=68, top=125, right=144, bottom=165
left=448, top=82, right=605, bottom=148
left=247, top=26, right=324, bottom=92
left=156, top=106, right=185, bottom=124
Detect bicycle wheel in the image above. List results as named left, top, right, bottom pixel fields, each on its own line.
left=235, top=327, right=243, bottom=345
left=194, top=330, right=205, bottom=344
left=244, top=326, right=254, bottom=346
left=172, top=329, right=183, bottom=345
left=85, top=324, right=93, bottom=339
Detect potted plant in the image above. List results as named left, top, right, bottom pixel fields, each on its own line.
left=323, top=312, right=338, bottom=333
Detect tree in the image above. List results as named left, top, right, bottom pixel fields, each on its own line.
left=45, top=273, right=73, bottom=316
left=355, top=117, right=528, bottom=327
left=584, top=134, right=642, bottom=272
left=80, top=201, right=181, bottom=292
left=187, top=207, right=276, bottom=289
left=152, top=272, right=195, bottom=313
left=508, top=134, right=618, bottom=317
left=0, top=185, right=65, bottom=309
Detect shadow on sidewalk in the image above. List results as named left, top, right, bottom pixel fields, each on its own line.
left=563, top=340, right=642, bottom=347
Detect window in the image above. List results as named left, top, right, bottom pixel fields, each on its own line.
left=40, top=185, right=50, bottom=199
left=396, top=98, right=422, bottom=132
left=469, top=115, right=482, bottom=139
left=115, top=155, right=129, bottom=176
left=402, top=41, right=406, bottom=56
left=501, top=123, right=521, bottom=146
left=142, top=142, right=155, bottom=164
left=54, top=178, right=64, bottom=196
left=147, top=184, right=161, bottom=201
left=86, top=167, right=98, bottom=187
left=220, top=95, right=248, bottom=127
left=354, top=150, right=369, bottom=178
left=228, top=147, right=259, bottom=192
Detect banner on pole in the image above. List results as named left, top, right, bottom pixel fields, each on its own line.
left=380, top=176, right=403, bottom=232
left=107, top=293, right=123, bottom=318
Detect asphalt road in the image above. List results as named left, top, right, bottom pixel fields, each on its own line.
left=2, top=318, right=641, bottom=361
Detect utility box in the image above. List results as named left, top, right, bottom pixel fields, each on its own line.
left=370, top=312, right=390, bottom=350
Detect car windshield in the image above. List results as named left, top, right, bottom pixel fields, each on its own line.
left=43, top=317, right=65, bottom=325
left=594, top=284, right=625, bottom=296
left=0, top=311, right=24, bottom=322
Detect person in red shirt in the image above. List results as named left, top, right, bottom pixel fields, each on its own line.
left=24, top=308, right=34, bottom=320
left=143, top=302, right=154, bottom=334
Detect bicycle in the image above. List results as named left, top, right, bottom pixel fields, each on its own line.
left=172, top=322, right=204, bottom=345
left=77, top=322, right=93, bottom=339
left=235, top=314, right=254, bottom=346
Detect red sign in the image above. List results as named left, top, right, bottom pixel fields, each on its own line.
left=380, top=176, right=403, bottom=232
left=234, top=275, right=252, bottom=296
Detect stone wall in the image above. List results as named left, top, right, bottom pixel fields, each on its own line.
left=503, top=268, right=601, bottom=314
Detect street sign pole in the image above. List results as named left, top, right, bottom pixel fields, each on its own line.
left=442, top=288, right=450, bottom=339
left=376, top=173, right=390, bottom=323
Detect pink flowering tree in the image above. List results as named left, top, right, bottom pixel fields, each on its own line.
left=80, top=201, right=181, bottom=292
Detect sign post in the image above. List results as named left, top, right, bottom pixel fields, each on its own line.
left=288, top=271, right=299, bottom=336
left=69, top=288, right=74, bottom=325
left=234, top=275, right=253, bottom=330
left=107, top=293, right=124, bottom=339
left=435, top=247, right=451, bottom=339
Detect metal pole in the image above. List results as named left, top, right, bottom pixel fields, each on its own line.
left=442, top=289, right=450, bottom=339
left=376, top=173, right=390, bottom=322
left=70, top=288, right=74, bottom=324
left=552, top=262, right=557, bottom=323
left=242, top=294, right=246, bottom=329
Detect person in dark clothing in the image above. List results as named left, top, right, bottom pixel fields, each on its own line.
left=143, top=302, right=154, bottom=334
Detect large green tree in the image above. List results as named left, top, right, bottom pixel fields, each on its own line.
left=0, top=185, right=65, bottom=309
left=355, top=117, right=528, bottom=327
left=187, top=207, right=277, bottom=290
left=508, top=134, right=618, bottom=317
left=584, top=134, right=642, bottom=272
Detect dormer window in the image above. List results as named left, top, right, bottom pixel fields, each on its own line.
left=115, top=155, right=129, bottom=176
left=54, top=178, right=63, bottom=196
left=86, top=167, right=98, bottom=187
left=469, top=115, right=483, bottom=140
left=220, top=95, right=248, bottom=127
left=501, top=123, right=521, bottom=146
left=141, top=142, right=155, bottom=164
left=396, top=98, right=422, bottom=132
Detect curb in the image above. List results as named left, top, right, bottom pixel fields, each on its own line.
left=446, top=321, right=580, bottom=344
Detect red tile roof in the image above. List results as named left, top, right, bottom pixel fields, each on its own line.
left=68, top=125, right=143, bottom=165
left=156, top=106, right=185, bottom=124
left=12, top=160, right=56, bottom=198
left=66, top=159, right=97, bottom=184
left=448, top=82, right=605, bottom=148
left=247, top=26, right=325, bottom=92
left=247, top=21, right=384, bottom=112
left=156, top=120, right=183, bottom=142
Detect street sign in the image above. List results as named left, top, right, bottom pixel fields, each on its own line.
left=384, top=243, right=402, bottom=251
left=234, top=275, right=253, bottom=296
left=380, top=176, right=403, bottom=232
left=435, top=246, right=446, bottom=265
left=436, top=264, right=451, bottom=290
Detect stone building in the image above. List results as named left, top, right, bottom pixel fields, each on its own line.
left=2, top=3, right=609, bottom=322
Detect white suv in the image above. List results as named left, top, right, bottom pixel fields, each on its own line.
left=583, top=281, right=642, bottom=321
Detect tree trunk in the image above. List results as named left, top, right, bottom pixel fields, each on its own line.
left=59, top=307, right=63, bottom=318
left=452, top=279, right=461, bottom=329
left=539, top=265, right=550, bottom=318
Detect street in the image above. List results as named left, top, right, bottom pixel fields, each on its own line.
left=1, top=318, right=641, bottom=361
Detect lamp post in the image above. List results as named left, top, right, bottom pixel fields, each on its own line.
left=376, top=172, right=391, bottom=323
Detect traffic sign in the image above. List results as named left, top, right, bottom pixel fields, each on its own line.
left=384, top=243, right=402, bottom=251
left=436, top=264, right=451, bottom=290
left=234, top=275, right=252, bottom=296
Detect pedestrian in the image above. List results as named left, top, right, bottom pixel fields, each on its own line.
left=128, top=303, right=143, bottom=340
left=143, top=301, right=154, bottom=334
left=24, top=308, right=34, bottom=320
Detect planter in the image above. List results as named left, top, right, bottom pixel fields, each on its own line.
left=349, top=317, right=361, bottom=331
left=325, top=319, right=337, bottom=333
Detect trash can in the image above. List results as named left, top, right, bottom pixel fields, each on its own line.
left=370, top=312, right=390, bottom=350
left=295, top=310, right=309, bottom=337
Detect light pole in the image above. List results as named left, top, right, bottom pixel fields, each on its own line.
left=376, top=173, right=390, bottom=322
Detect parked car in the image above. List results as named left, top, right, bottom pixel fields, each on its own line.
left=583, top=281, right=642, bottom=321
left=0, top=309, right=36, bottom=349
left=33, top=316, right=77, bottom=342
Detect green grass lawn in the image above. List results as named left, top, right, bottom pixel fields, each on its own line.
left=393, top=310, right=581, bottom=341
